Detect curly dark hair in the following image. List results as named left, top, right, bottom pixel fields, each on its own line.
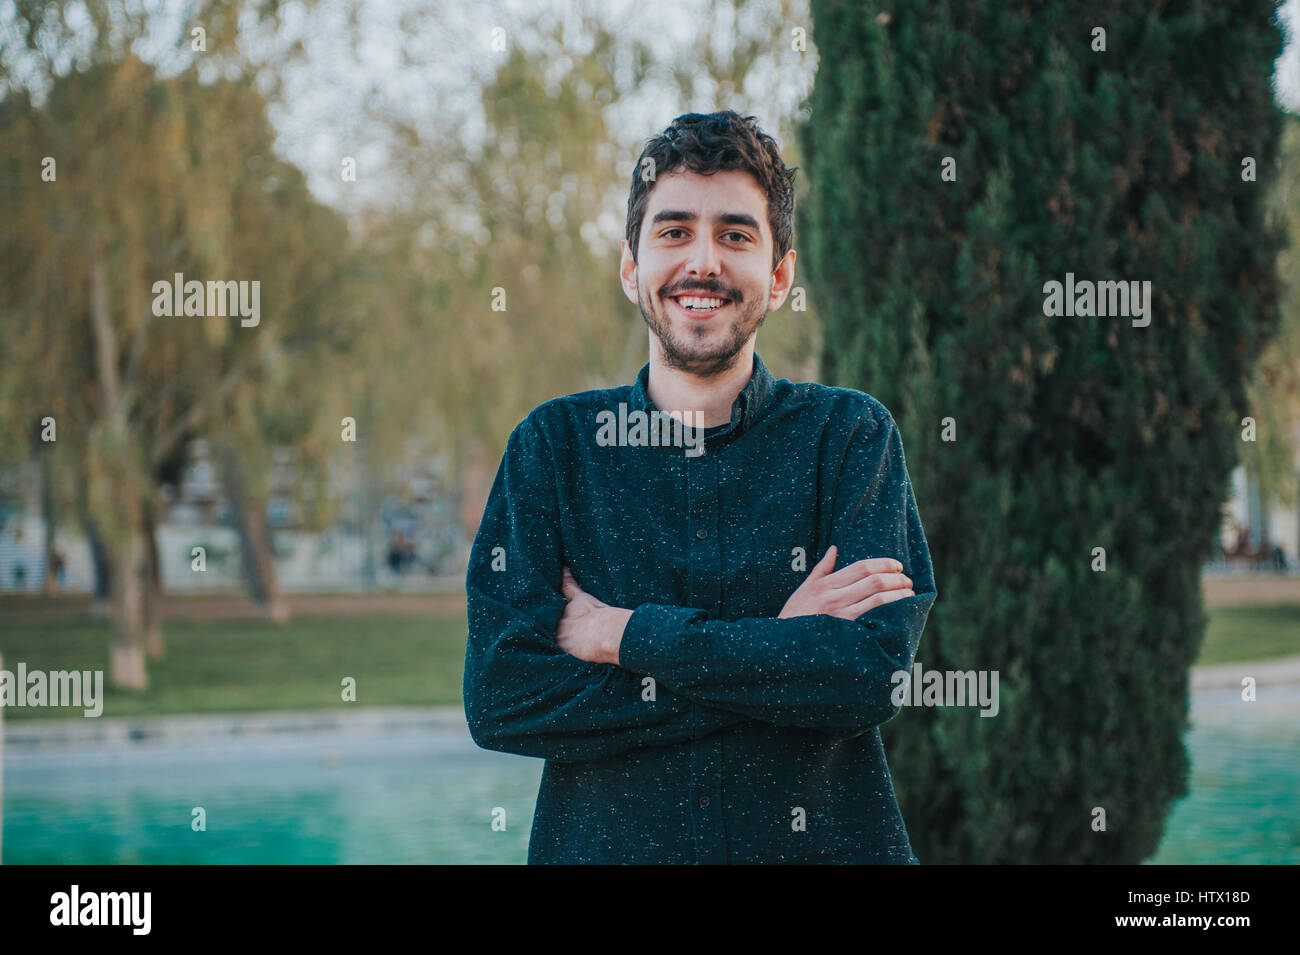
left=626, top=111, right=797, bottom=272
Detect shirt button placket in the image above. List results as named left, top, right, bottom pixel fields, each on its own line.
left=686, top=446, right=726, bottom=864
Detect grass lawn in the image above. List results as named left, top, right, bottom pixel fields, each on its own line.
left=1198, top=603, right=1300, bottom=665
left=0, top=613, right=467, bottom=721
left=2, top=603, right=1299, bottom=720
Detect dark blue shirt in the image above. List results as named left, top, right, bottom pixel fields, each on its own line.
left=464, top=352, right=937, bottom=863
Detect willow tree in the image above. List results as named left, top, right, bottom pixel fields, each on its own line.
left=0, top=2, right=352, bottom=686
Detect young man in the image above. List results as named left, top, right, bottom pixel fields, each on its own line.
left=464, top=111, right=937, bottom=864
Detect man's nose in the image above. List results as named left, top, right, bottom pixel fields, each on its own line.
left=684, top=232, right=721, bottom=278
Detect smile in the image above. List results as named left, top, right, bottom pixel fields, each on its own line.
left=669, top=294, right=730, bottom=318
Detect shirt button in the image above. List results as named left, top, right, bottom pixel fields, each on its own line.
left=695, top=528, right=708, bottom=540
left=698, top=795, right=711, bottom=809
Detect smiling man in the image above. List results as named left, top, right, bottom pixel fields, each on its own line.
left=464, top=110, right=937, bottom=864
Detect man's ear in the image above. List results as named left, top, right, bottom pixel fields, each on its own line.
left=619, top=239, right=640, bottom=305
left=767, top=248, right=796, bottom=311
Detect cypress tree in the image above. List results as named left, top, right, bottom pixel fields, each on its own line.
left=799, top=2, right=1286, bottom=863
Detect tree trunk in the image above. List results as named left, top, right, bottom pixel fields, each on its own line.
left=359, top=435, right=380, bottom=592
left=220, top=443, right=289, bottom=621
left=88, top=523, right=112, bottom=616
left=78, top=475, right=113, bottom=614
left=458, top=434, right=495, bottom=543
left=39, top=445, right=59, bottom=596
left=107, top=516, right=149, bottom=690
left=87, top=235, right=149, bottom=689
left=143, top=497, right=164, bottom=659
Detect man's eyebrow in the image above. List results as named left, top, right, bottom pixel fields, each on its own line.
left=650, top=210, right=762, bottom=230
left=718, top=213, right=761, bottom=230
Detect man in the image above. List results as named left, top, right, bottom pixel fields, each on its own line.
left=464, top=110, right=937, bottom=864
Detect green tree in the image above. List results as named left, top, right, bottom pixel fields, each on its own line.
left=1244, top=113, right=1300, bottom=544
left=799, top=1, right=1285, bottom=863
left=0, top=12, right=354, bottom=684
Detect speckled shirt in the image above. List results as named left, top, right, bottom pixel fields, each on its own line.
left=464, top=351, right=937, bottom=864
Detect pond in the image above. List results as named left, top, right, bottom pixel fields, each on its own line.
left=2, top=692, right=1296, bottom=864
left=2, top=711, right=542, bottom=864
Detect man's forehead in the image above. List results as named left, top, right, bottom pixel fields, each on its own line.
left=646, top=169, right=767, bottom=220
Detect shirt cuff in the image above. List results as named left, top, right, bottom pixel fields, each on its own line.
left=617, top=602, right=703, bottom=679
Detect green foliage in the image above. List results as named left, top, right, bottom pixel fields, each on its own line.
left=1246, top=114, right=1300, bottom=511
left=0, top=49, right=358, bottom=533
left=800, top=0, right=1286, bottom=863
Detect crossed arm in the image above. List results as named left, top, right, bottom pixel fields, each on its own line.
left=462, top=409, right=937, bottom=763
left=555, top=549, right=914, bottom=666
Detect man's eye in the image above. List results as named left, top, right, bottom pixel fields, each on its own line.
left=662, top=228, right=686, bottom=239
left=726, top=232, right=751, bottom=243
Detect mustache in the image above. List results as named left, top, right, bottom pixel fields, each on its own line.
left=663, top=285, right=741, bottom=300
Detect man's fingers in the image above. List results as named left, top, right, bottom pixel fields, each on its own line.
left=824, top=557, right=906, bottom=589
left=559, top=566, right=607, bottom=609
left=833, top=571, right=912, bottom=604
left=560, top=566, right=578, bottom=597
left=807, top=545, right=839, bottom=579
left=842, top=586, right=914, bottom=619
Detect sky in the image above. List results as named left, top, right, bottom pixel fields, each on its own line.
left=260, top=0, right=815, bottom=215
left=258, top=0, right=1300, bottom=217
left=1276, top=0, right=1300, bottom=109
left=3, top=0, right=1296, bottom=214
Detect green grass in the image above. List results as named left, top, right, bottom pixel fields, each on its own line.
left=0, top=613, right=468, bottom=720
left=2, top=603, right=1299, bottom=721
left=1198, top=604, right=1300, bottom=666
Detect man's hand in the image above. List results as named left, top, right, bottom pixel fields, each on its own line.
left=557, top=566, right=633, bottom=665
left=778, top=545, right=913, bottom=620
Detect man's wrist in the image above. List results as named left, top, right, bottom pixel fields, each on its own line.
left=607, top=607, right=633, bottom=666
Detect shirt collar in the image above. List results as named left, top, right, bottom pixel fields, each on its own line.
left=629, top=351, right=776, bottom=434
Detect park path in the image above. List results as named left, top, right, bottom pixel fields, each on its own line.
left=8, top=658, right=1300, bottom=748
left=1201, top=574, right=1300, bottom=606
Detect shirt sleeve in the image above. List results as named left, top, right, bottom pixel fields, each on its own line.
left=617, top=404, right=937, bottom=739
left=463, top=413, right=752, bottom=763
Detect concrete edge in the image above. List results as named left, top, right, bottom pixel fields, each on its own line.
left=1189, top=654, right=1300, bottom=691
left=3, top=704, right=469, bottom=748
left=6, top=654, right=1300, bottom=747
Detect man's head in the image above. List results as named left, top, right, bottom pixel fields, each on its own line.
left=620, top=111, right=797, bottom=377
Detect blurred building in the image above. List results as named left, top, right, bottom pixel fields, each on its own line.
left=1213, top=423, right=1300, bottom=575
left=0, top=440, right=469, bottom=595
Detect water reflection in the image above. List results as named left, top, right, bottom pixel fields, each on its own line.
left=3, top=690, right=1296, bottom=864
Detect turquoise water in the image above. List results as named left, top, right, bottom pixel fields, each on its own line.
left=2, top=719, right=543, bottom=864
left=2, top=693, right=1296, bottom=864
left=1149, top=689, right=1300, bottom=864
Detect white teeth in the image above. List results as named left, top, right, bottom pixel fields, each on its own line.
left=676, top=296, right=725, bottom=310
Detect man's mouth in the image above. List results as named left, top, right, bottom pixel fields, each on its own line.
left=668, top=294, right=731, bottom=317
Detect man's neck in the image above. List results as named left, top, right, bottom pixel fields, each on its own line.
left=646, top=340, right=756, bottom=429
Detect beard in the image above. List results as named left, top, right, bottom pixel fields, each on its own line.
left=637, top=278, right=769, bottom=377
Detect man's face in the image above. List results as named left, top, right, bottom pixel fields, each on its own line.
left=620, top=169, right=795, bottom=377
